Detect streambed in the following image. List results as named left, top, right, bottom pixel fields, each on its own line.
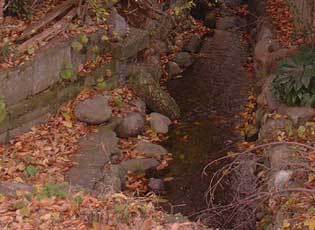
left=155, top=16, right=254, bottom=225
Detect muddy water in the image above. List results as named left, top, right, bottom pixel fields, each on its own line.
left=156, top=27, right=253, bottom=221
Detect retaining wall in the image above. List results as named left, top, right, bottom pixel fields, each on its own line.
left=0, top=13, right=175, bottom=143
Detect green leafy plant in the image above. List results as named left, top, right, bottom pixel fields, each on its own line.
left=25, top=165, right=37, bottom=177
left=272, top=46, right=315, bottom=107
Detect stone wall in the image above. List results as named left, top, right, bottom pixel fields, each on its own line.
left=0, top=12, right=175, bottom=143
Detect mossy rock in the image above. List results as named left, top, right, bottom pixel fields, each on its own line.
left=129, top=72, right=180, bottom=119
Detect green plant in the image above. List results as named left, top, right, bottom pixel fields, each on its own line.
left=25, top=165, right=37, bottom=177
left=0, top=43, right=14, bottom=61
left=113, top=95, right=124, bottom=108
left=272, top=46, right=315, bottom=107
left=60, top=63, right=75, bottom=81
left=71, top=40, right=83, bottom=52
left=37, top=183, right=68, bottom=199
left=5, top=0, right=32, bottom=19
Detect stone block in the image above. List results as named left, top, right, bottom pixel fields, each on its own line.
left=111, top=28, right=151, bottom=60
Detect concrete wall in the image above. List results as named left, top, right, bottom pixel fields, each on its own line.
left=0, top=14, right=175, bottom=143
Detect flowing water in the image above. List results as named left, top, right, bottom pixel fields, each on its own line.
left=153, top=18, right=254, bottom=224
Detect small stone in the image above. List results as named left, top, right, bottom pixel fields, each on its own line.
left=273, top=170, right=292, bottom=190
left=131, top=99, right=146, bottom=114
left=173, top=52, right=193, bottom=68
left=149, top=112, right=171, bottom=134
left=74, top=95, right=112, bottom=125
left=120, top=158, right=159, bottom=173
left=166, top=61, right=182, bottom=77
left=148, top=178, right=165, bottom=191
left=0, top=182, right=33, bottom=196
left=183, top=34, right=201, bottom=53
left=268, top=144, right=292, bottom=169
left=116, top=112, right=145, bottom=137
left=134, top=141, right=168, bottom=157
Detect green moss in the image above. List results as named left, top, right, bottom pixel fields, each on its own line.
left=71, top=40, right=83, bottom=52
left=60, top=63, right=75, bottom=81
left=0, top=98, right=7, bottom=123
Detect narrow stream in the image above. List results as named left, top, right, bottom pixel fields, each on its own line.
left=153, top=9, right=254, bottom=226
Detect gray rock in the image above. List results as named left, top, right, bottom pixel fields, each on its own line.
left=94, top=165, right=122, bottom=193
left=166, top=61, right=182, bottom=77
left=120, top=158, right=159, bottom=173
left=183, top=34, right=201, bottom=53
left=267, top=144, right=292, bottom=169
left=278, top=106, right=315, bottom=126
left=67, top=127, right=119, bottom=191
left=149, top=112, right=171, bottom=134
left=107, top=8, right=129, bottom=38
left=216, top=16, right=238, bottom=31
left=0, top=182, right=33, bottom=196
left=134, top=140, right=168, bottom=157
left=173, top=52, right=193, bottom=68
left=148, top=178, right=165, bottom=191
left=74, top=95, right=112, bottom=125
left=116, top=112, right=145, bottom=137
left=257, top=76, right=281, bottom=111
left=102, top=116, right=122, bottom=131
left=259, top=118, right=288, bottom=141
left=131, top=99, right=146, bottom=114
left=272, top=170, right=293, bottom=190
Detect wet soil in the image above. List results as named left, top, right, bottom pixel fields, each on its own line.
left=154, top=26, right=254, bottom=222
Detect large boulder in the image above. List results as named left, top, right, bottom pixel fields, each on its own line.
left=129, top=72, right=180, bottom=119
left=67, top=127, right=120, bottom=191
left=116, top=112, right=145, bottom=138
left=149, top=112, right=171, bottom=134
left=134, top=140, right=168, bottom=157
left=74, top=95, right=112, bottom=125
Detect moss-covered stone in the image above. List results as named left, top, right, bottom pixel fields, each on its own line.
left=129, top=72, right=180, bottom=119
